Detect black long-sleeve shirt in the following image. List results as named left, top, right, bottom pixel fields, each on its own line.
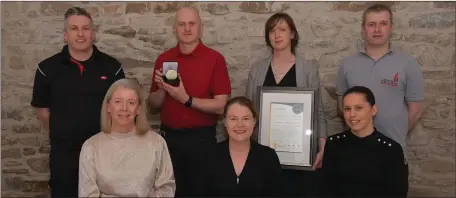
left=321, top=129, right=407, bottom=197
left=196, top=140, right=285, bottom=197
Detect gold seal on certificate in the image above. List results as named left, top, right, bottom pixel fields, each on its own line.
left=257, top=87, right=320, bottom=171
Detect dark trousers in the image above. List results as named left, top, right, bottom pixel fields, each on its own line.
left=49, top=138, right=84, bottom=198
left=403, top=164, right=409, bottom=197
left=283, top=169, right=322, bottom=197
left=159, top=124, right=217, bottom=197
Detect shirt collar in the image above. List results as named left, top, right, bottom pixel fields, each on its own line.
left=359, top=42, right=396, bottom=55
left=171, top=39, right=205, bottom=57
left=61, top=44, right=100, bottom=65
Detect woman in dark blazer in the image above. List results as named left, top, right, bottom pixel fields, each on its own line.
left=196, top=96, right=284, bottom=197
left=245, top=12, right=328, bottom=197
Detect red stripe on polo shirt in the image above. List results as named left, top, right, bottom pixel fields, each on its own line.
left=70, top=58, right=84, bottom=75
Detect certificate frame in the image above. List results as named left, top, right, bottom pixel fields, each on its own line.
left=256, top=86, right=319, bottom=171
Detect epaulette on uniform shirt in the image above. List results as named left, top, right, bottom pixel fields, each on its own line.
left=327, top=129, right=402, bottom=150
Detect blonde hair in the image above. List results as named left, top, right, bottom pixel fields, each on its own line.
left=100, top=78, right=149, bottom=135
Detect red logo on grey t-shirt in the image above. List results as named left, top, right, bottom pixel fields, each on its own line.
left=381, top=72, right=398, bottom=87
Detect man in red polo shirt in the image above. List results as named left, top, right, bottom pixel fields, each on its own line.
left=148, top=6, right=231, bottom=197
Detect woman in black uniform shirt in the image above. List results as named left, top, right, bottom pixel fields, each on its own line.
left=196, top=96, right=284, bottom=197
left=321, top=86, right=406, bottom=197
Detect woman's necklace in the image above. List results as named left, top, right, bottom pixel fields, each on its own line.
left=271, top=61, right=294, bottom=82
left=271, top=63, right=286, bottom=80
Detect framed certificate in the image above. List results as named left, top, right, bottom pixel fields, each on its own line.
left=257, top=86, right=319, bottom=171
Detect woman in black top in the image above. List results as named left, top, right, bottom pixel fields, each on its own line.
left=245, top=13, right=328, bottom=197
left=196, top=96, right=284, bottom=197
left=321, top=86, right=406, bottom=197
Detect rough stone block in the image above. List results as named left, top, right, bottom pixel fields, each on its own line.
left=22, top=148, right=36, bottom=156
left=40, top=2, right=73, bottom=16
left=201, top=3, right=231, bottom=15
left=152, top=2, right=195, bottom=14
left=138, top=35, right=168, bottom=46
left=27, top=158, right=49, bottom=173
left=83, top=6, right=100, bottom=17
left=3, top=177, right=48, bottom=193
left=3, top=169, right=30, bottom=174
left=119, top=58, right=154, bottom=69
left=332, top=2, right=396, bottom=12
left=101, top=4, right=124, bottom=17
left=12, top=125, right=41, bottom=134
left=38, top=145, right=50, bottom=155
left=409, top=12, right=455, bottom=29
left=1, top=109, right=23, bottom=121
left=126, top=3, right=151, bottom=14
left=2, top=148, right=22, bottom=159
left=104, top=26, right=137, bottom=38
left=310, top=16, right=342, bottom=38
left=3, top=161, right=23, bottom=167
left=2, top=136, right=18, bottom=147
left=434, top=2, right=456, bottom=9
left=238, top=2, right=289, bottom=14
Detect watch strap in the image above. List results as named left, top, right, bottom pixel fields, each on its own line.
left=185, top=96, right=193, bottom=107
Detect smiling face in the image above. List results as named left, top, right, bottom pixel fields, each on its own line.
left=362, top=10, right=393, bottom=47
left=224, top=103, right=256, bottom=142
left=107, top=86, right=140, bottom=130
left=64, top=15, right=95, bottom=52
left=343, top=92, right=377, bottom=133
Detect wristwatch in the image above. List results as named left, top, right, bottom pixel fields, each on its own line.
left=184, top=96, right=193, bottom=107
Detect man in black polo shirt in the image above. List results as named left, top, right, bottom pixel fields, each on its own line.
left=30, top=7, right=125, bottom=197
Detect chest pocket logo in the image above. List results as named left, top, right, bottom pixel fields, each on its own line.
left=380, top=72, right=399, bottom=87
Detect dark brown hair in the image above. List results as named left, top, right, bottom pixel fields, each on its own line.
left=223, top=96, right=257, bottom=120
left=362, top=4, right=393, bottom=26
left=264, top=12, right=300, bottom=54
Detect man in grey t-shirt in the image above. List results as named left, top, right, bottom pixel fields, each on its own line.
left=335, top=4, right=425, bottom=197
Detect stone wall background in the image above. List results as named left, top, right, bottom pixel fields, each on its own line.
left=1, top=1, right=455, bottom=197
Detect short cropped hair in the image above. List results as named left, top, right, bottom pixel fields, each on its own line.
left=362, top=4, right=393, bottom=25
left=63, top=7, right=94, bottom=30
left=100, top=79, right=149, bottom=135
